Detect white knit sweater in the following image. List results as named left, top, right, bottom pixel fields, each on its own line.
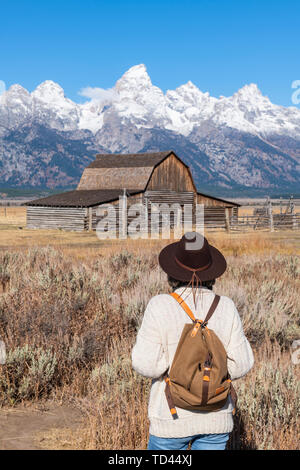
left=131, top=287, right=254, bottom=438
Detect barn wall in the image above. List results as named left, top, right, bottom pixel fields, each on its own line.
left=92, top=193, right=144, bottom=231
left=144, top=190, right=194, bottom=206
left=91, top=192, right=238, bottom=234
left=146, top=153, right=195, bottom=192
left=27, top=206, right=88, bottom=231
left=203, top=206, right=226, bottom=229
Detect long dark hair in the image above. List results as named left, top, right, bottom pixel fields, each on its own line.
left=168, top=275, right=215, bottom=291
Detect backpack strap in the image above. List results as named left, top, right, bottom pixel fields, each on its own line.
left=164, top=375, right=179, bottom=420
left=202, top=295, right=220, bottom=326
left=170, top=292, right=196, bottom=322
left=170, top=292, right=220, bottom=327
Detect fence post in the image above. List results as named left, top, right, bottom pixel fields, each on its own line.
left=290, top=196, right=297, bottom=230
left=268, top=197, right=274, bottom=232
left=280, top=197, right=282, bottom=215
left=225, top=208, right=230, bottom=233
left=143, top=195, right=148, bottom=235
left=119, top=189, right=128, bottom=239
left=88, top=207, right=93, bottom=231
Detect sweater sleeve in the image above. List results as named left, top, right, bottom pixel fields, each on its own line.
left=131, top=298, right=168, bottom=379
left=226, top=301, right=254, bottom=381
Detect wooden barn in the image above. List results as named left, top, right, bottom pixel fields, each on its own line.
left=26, top=151, right=239, bottom=232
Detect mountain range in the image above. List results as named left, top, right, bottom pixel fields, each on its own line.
left=0, top=64, right=299, bottom=195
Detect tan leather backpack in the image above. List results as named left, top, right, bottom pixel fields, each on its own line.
left=164, top=292, right=237, bottom=420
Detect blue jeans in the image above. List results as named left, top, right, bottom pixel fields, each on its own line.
left=148, top=432, right=230, bottom=450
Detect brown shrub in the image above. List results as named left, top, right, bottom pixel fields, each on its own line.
left=0, top=244, right=299, bottom=449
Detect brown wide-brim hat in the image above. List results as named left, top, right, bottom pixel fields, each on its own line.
left=159, top=232, right=227, bottom=282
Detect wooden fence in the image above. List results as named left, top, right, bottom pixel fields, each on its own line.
left=229, top=196, right=300, bottom=232
left=229, top=214, right=300, bottom=232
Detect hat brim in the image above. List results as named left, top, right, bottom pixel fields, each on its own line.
left=158, top=241, right=227, bottom=282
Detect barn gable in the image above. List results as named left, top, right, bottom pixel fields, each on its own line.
left=146, top=152, right=196, bottom=192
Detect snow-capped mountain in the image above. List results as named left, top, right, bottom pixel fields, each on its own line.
left=0, top=64, right=299, bottom=192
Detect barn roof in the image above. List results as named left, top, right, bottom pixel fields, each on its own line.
left=197, top=191, right=240, bottom=207
left=25, top=189, right=142, bottom=208
left=90, top=151, right=177, bottom=168
left=77, top=151, right=184, bottom=191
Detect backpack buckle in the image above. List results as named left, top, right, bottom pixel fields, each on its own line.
left=191, top=320, right=202, bottom=337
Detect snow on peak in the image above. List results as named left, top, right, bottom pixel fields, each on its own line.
left=6, top=84, right=30, bottom=96
left=1, top=65, right=300, bottom=138
left=232, top=83, right=269, bottom=106
left=168, top=80, right=211, bottom=104
left=30, top=80, right=79, bottom=131
left=115, top=64, right=152, bottom=93
left=238, top=83, right=261, bottom=95
left=32, top=80, right=65, bottom=103
left=226, top=83, right=282, bottom=132
left=113, top=63, right=167, bottom=124
left=179, top=80, right=205, bottom=93
left=119, top=63, right=149, bottom=81
left=1, top=84, right=31, bottom=111
left=165, top=81, right=217, bottom=133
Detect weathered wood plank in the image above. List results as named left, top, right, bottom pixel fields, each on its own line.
left=146, top=153, right=196, bottom=192
left=27, top=206, right=87, bottom=231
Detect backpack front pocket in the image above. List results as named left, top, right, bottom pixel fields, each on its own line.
left=187, top=364, right=201, bottom=391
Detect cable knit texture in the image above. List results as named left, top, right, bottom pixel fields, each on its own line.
left=131, top=287, right=254, bottom=438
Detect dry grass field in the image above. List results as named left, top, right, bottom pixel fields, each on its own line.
left=0, top=206, right=27, bottom=226
left=0, top=206, right=299, bottom=450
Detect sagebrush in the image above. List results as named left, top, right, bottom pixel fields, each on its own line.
left=0, top=240, right=299, bottom=450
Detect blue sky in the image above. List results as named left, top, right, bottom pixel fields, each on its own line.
left=1, top=0, right=299, bottom=106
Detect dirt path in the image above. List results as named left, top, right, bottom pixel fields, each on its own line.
left=0, top=403, right=83, bottom=450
